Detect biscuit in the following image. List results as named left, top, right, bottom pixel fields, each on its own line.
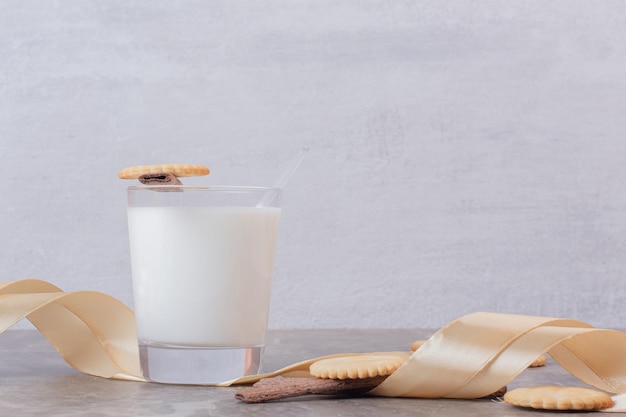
left=235, top=375, right=387, bottom=403
left=529, top=354, right=547, bottom=368
left=503, top=386, right=614, bottom=411
left=138, top=172, right=182, bottom=185
left=410, top=340, right=426, bottom=351
left=118, top=164, right=210, bottom=179
left=309, top=353, right=410, bottom=380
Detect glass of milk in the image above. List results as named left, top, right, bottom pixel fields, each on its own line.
left=126, top=185, right=281, bottom=384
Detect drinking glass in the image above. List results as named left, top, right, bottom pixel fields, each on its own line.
left=126, top=185, right=281, bottom=384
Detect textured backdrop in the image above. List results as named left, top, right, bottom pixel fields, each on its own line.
left=2, top=1, right=626, bottom=329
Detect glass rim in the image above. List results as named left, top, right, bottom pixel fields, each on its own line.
left=127, top=185, right=282, bottom=193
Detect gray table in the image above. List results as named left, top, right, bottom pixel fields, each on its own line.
left=0, top=329, right=594, bottom=416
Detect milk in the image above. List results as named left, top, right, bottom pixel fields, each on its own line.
left=128, top=206, right=281, bottom=347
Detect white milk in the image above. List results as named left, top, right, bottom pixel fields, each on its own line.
left=128, top=206, right=281, bottom=347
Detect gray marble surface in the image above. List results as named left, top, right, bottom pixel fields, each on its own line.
left=0, top=329, right=594, bottom=416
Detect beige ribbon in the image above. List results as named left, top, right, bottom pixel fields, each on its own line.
left=0, top=279, right=143, bottom=381
left=2, top=279, right=626, bottom=411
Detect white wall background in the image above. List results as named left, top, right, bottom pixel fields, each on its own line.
left=2, top=0, right=626, bottom=330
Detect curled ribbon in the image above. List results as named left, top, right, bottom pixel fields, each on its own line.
left=0, top=279, right=143, bottom=381
left=2, top=279, right=626, bottom=411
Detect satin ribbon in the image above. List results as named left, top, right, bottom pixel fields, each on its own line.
left=0, top=279, right=143, bottom=381
left=2, top=279, right=626, bottom=411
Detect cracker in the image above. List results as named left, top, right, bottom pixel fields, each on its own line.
left=410, top=340, right=426, bottom=352
left=503, top=386, right=614, bottom=411
left=309, top=353, right=410, bottom=380
left=529, top=354, right=547, bottom=368
left=118, top=164, right=210, bottom=179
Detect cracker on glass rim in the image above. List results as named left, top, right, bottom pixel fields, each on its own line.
left=118, top=164, right=210, bottom=179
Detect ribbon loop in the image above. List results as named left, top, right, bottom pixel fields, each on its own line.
left=370, top=312, right=626, bottom=401
left=0, top=279, right=143, bottom=381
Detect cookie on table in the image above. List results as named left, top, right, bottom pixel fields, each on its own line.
left=410, top=340, right=426, bottom=352
left=310, top=352, right=410, bottom=380
left=504, top=386, right=614, bottom=411
left=529, top=354, right=547, bottom=368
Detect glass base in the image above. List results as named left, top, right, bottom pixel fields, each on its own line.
left=139, top=341, right=263, bottom=384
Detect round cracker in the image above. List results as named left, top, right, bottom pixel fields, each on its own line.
left=504, top=386, right=614, bottom=411
left=118, top=164, right=210, bottom=179
left=529, top=354, right=547, bottom=368
left=310, top=353, right=410, bottom=380
left=410, top=340, right=427, bottom=352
